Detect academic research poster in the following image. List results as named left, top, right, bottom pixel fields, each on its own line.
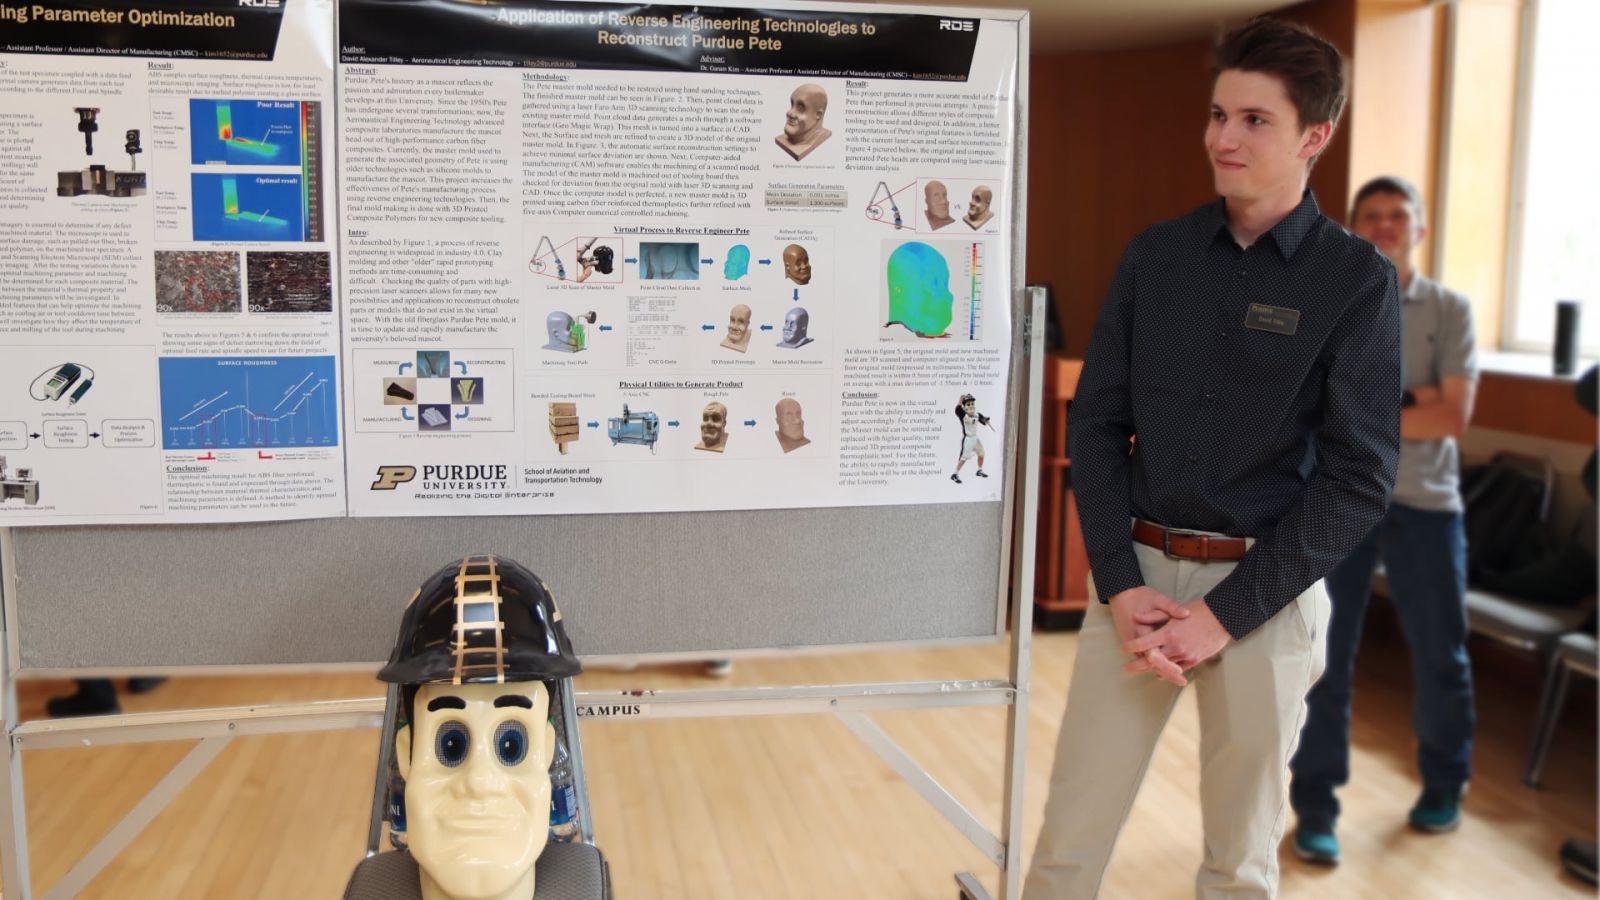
left=339, top=0, right=1022, bottom=518
left=0, top=0, right=344, bottom=525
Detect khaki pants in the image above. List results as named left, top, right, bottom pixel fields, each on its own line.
left=1024, top=539, right=1330, bottom=899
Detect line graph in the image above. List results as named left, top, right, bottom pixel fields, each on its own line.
left=159, top=356, right=338, bottom=449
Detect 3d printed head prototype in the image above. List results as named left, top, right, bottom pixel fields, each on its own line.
left=721, top=304, right=752, bottom=353
left=697, top=401, right=729, bottom=453
left=782, top=244, right=811, bottom=285
left=775, top=398, right=810, bottom=453
left=775, top=83, right=833, bottom=161
left=924, top=181, right=954, bottom=230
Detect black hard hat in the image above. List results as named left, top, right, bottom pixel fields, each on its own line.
left=379, top=555, right=582, bottom=685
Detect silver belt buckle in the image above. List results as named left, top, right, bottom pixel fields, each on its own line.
left=1164, top=529, right=1209, bottom=562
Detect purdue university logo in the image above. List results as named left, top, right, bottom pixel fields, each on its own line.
left=371, top=466, right=417, bottom=490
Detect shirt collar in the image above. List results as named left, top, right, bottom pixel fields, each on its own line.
left=1403, top=272, right=1429, bottom=303
left=1206, top=191, right=1322, bottom=261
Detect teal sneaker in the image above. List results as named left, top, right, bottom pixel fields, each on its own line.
left=1292, top=823, right=1340, bottom=866
left=1408, top=788, right=1463, bottom=833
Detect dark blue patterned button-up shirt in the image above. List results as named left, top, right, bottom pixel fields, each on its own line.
left=1069, top=191, right=1402, bottom=639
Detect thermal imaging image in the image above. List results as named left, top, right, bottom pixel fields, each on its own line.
left=884, top=241, right=954, bottom=338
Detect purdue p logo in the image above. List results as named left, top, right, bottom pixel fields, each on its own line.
left=371, top=466, right=417, bottom=490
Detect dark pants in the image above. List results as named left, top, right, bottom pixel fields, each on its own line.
left=1289, top=503, right=1475, bottom=829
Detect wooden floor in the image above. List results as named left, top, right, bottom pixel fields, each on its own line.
left=6, top=614, right=1595, bottom=899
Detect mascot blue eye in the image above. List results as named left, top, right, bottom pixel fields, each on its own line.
left=494, top=721, right=528, bottom=766
left=435, top=722, right=469, bottom=767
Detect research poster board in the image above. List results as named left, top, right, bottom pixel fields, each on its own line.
left=0, top=0, right=1024, bottom=526
left=338, top=0, right=1022, bottom=517
left=0, top=0, right=344, bottom=526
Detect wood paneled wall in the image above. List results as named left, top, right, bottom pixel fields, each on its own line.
left=1028, top=0, right=1355, bottom=357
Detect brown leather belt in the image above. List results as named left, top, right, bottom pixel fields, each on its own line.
left=1132, top=520, right=1247, bottom=562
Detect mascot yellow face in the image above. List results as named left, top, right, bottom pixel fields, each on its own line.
left=397, top=681, right=556, bottom=900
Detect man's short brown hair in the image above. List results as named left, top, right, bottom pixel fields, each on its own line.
left=1213, top=17, right=1348, bottom=134
left=1350, top=175, right=1426, bottom=229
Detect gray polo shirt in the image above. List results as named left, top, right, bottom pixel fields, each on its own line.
left=1393, top=274, right=1478, bottom=512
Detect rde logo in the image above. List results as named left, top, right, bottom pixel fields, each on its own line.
left=239, top=0, right=282, bottom=8
left=938, top=19, right=974, bottom=32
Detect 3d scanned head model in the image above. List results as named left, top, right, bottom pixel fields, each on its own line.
left=543, top=310, right=597, bottom=353
left=378, top=555, right=582, bottom=900
left=782, top=244, right=811, bottom=285
left=697, top=401, right=729, bottom=453
left=724, top=244, right=751, bottom=280
left=885, top=242, right=954, bottom=338
left=778, top=306, right=814, bottom=349
left=964, top=186, right=994, bottom=230
left=775, top=83, right=833, bottom=161
left=924, top=181, right=954, bottom=231
left=721, top=304, right=752, bottom=353
left=775, top=397, right=810, bottom=453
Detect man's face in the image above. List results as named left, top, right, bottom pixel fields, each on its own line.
left=968, top=188, right=991, bottom=219
left=783, top=244, right=811, bottom=284
left=925, top=182, right=949, bottom=218
left=1351, top=191, right=1424, bottom=269
left=963, top=398, right=977, bottom=416
left=1205, top=69, right=1323, bottom=203
left=401, top=681, right=554, bottom=900
left=701, top=402, right=726, bottom=446
left=776, top=398, right=804, bottom=440
left=783, top=308, right=807, bottom=343
left=727, top=304, right=750, bottom=342
left=784, top=85, right=826, bottom=141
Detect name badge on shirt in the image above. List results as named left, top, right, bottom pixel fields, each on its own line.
left=1244, top=303, right=1300, bottom=336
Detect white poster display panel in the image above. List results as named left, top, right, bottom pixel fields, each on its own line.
left=0, top=0, right=344, bottom=526
left=340, top=0, right=1021, bottom=517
